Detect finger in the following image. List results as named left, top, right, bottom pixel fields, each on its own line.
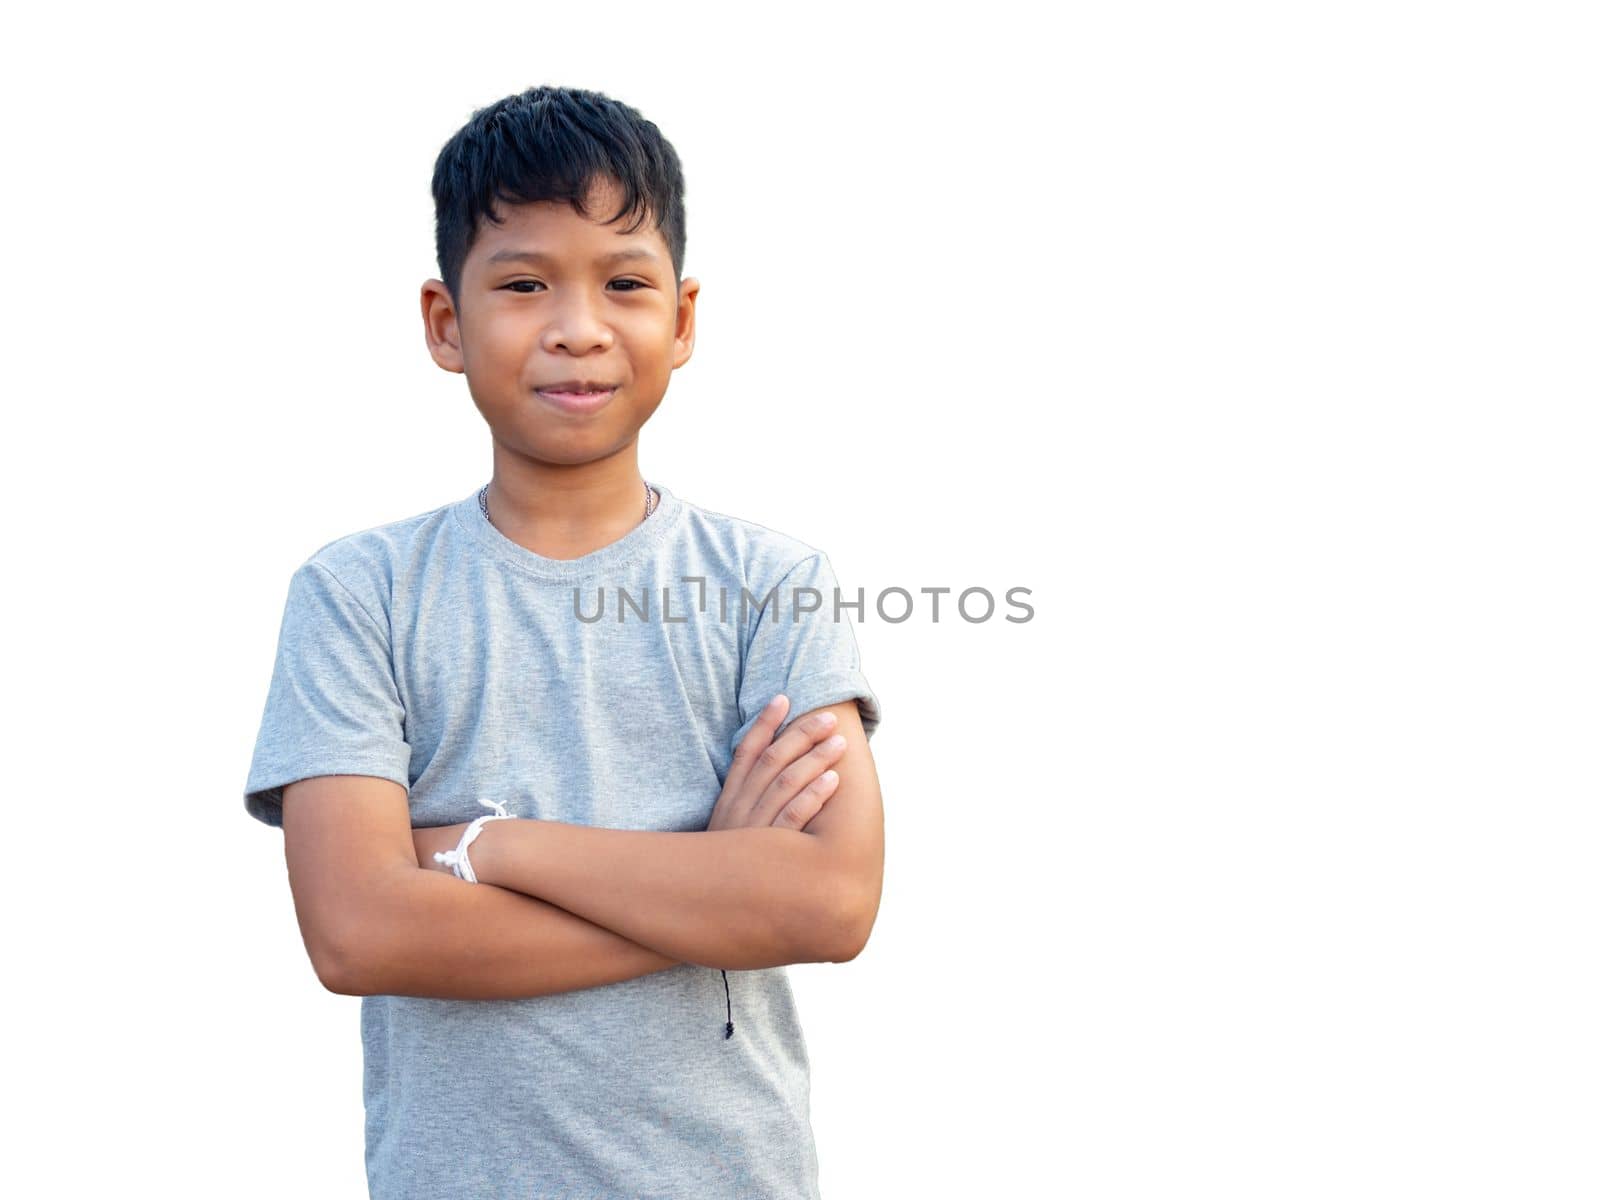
left=754, top=732, right=848, bottom=826
left=724, top=693, right=790, bottom=799
left=748, top=710, right=842, bottom=798
left=772, top=769, right=840, bottom=831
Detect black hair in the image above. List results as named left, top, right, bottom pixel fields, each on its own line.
left=430, top=85, right=687, bottom=309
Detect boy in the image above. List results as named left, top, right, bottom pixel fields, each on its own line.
left=242, top=84, right=885, bottom=1199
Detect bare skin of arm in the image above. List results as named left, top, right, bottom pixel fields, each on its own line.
left=297, top=696, right=842, bottom=998
left=336, top=861, right=682, bottom=1000
left=412, top=704, right=857, bottom=970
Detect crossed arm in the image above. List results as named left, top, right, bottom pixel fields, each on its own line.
left=299, top=699, right=883, bottom=999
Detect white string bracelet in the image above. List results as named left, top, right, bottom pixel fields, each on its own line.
left=433, top=798, right=517, bottom=883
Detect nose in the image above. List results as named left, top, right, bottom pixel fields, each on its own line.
left=540, top=289, right=614, bottom=356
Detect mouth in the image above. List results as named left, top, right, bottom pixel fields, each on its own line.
left=534, top=382, right=618, bottom=414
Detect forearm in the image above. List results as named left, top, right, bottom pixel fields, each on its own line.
left=331, top=864, right=681, bottom=1000
left=469, top=821, right=855, bottom=970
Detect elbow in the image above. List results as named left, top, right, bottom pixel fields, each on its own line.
left=819, top=883, right=878, bottom=964
left=789, top=838, right=881, bottom=964
left=309, top=935, right=361, bottom=996
left=830, top=909, right=875, bottom=963
left=826, top=932, right=866, bottom=964
left=304, top=867, right=415, bottom=996
left=312, top=918, right=383, bottom=997
left=315, top=945, right=369, bottom=996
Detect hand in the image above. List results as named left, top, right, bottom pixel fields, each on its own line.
left=413, top=821, right=471, bottom=872
left=707, top=694, right=848, bottom=833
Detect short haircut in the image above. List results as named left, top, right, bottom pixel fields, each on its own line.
left=430, top=85, right=688, bottom=307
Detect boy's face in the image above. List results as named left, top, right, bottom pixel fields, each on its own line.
left=421, top=175, right=698, bottom=468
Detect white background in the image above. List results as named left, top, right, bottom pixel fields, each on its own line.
left=3, top=2, right=1595, bottom=1196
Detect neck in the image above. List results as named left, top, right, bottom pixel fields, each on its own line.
left=482, top=453, right=653, bottom=562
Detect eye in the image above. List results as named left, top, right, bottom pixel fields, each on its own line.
left=502, top=279, right=645, bottom=294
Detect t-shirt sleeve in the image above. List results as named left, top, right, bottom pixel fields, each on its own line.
left=243, top=560, right=412, bottom=828
left=730, top=550, right=884, bottom=752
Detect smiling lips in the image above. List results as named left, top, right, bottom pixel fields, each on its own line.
left=535, top=381, right=618, bottom=414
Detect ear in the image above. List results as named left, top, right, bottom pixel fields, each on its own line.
left=672, top=276, right=700, bottom=369
left=421, top=279, right=465, bottom=374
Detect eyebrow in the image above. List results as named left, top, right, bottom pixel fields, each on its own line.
left=485, top=247, right=661, bottom=267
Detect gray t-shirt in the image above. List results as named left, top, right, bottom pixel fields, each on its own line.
left=243, top=481, right=882, bottom=1199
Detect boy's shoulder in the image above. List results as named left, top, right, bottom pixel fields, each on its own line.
left=673, top=491, right=829, bottom=585
left=289, top=495, right=457, bottom=612
left=305, top=496, right=452, bottom=565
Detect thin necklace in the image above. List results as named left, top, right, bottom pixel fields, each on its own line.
left=478, top=479, right=657, bottom=531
